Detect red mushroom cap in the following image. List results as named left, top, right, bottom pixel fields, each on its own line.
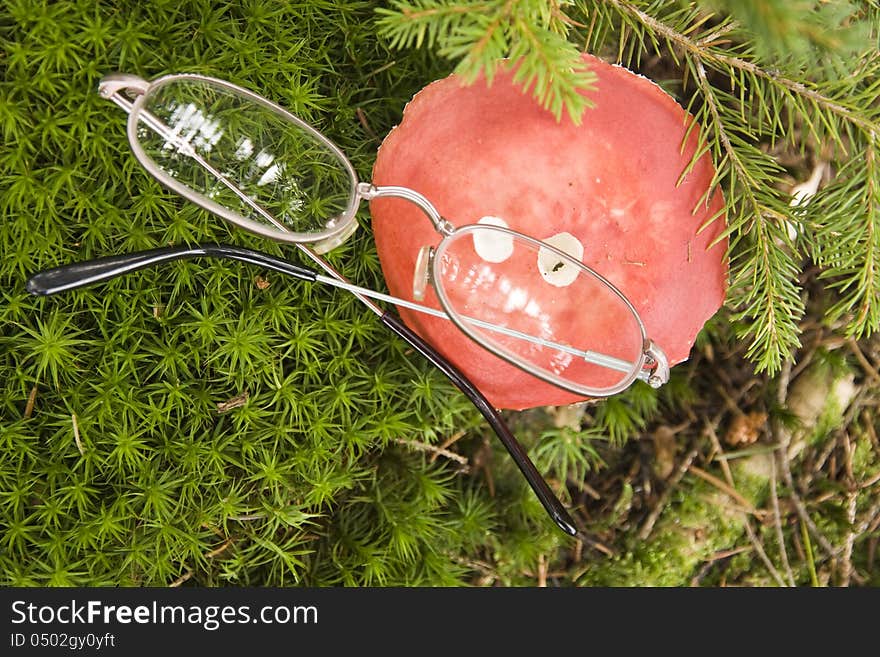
left=370, top=53, right=728, bottom=410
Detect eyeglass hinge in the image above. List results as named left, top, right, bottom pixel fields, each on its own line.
left=98, top=73, right=150, bottom=100
left=356, top=182, right=378, bottom=200
left=644, top=340, right=669, bottom=389
left=436, top=218, right=455, bottom=236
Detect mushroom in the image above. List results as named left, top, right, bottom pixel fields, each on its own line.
left=370, top=53, right=728, bottom=410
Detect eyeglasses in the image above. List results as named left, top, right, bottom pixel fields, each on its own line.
left=28, top=72, right=670, bottom=540
left=100, top=72, right=669, bottom=395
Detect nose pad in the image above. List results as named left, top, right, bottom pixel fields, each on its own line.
left=312, top=219, right=360, bottom=255
left=412, top=246, right=433, bottom=301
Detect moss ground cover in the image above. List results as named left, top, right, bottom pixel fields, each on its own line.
left=1, top=0, right=576, bottom=586
left=2, top=1, right=877, bottom=587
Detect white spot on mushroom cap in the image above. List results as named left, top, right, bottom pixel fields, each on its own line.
left=473, top=216, right=514, bottom=263
left=538, top=232, right=584, bottom=288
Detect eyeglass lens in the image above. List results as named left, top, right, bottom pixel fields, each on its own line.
left=433, top=226, right=645, bottom=393
left=133, top=77, right=356, bottom=237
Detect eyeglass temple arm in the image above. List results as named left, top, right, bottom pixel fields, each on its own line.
left=379, top=312, right=580, bottom=537
left=25, top=245, right=590, bottom=539
left=24, top=245, right=319, bottom=296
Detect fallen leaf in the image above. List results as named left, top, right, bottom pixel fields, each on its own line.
left=724, top=411, right=768, bottom=447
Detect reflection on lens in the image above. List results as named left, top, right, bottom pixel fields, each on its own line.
left=131, top=76, right=356, bottom=240
left=433, top=225, right=645, bottom=395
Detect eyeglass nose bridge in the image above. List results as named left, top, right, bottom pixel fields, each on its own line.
left=357, top=183, right=455, bottom=237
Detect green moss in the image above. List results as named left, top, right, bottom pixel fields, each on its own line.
left=577, top=479, right=748, bottom=586
left=0, top=0, right=496, bottom=586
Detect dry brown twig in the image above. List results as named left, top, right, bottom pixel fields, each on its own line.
left=24, top=385, right=37, bottom=418
left=430, top=430, right=467, bottom=463
left=637, top=443, right=700, bottom=540
left=705, top=421, right=789, bottom=587
left=770, top=360, right=797, bottom=585
left=393, top=437, right=470, bottom=468
left=774, top=357, right=859, bottom=566
left=216, top=390, right=249, bottom=413
left=847, top=339, right=880, bottom=385
left=769, top=456, right=796, bottom=586
left=690, top=545, right=753, bottom=586
left=704, top=371, right=788, bottom=587
left=206, top=538, right=235, bottom=560
left=776, top=428, right=839, bottom=561
left=537, top=554, right=548, bottom=588
left=840, top=432, right=859, bottom=586
left=71, top=413, right=85, bottom=456
left=169, top=569, right=193, bottom=587
left=689, top=465, right=761, bottom=516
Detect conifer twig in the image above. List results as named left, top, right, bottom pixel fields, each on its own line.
left=604, top=0, right=879, bottom=135
left=376, top=0, right=596, bottom=122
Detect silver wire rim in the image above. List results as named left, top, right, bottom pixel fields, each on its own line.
left=126, top=73, right=362, bottom=248
left=430, top=224, right=649, bottom=397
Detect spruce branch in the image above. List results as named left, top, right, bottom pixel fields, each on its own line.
left=376, top=0, right=597, bottom=123
left=587, top=0, right=879, bottom=372
left=810, top=134, right=880, bottom=337
left=688, top=59, right=804, bottom=373
left=603, top=0, right=878, bottom=136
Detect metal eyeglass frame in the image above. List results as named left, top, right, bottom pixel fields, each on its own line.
left=30, top=71, right=672, bottom=540
left=99, top=72, right=669, bottom=396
